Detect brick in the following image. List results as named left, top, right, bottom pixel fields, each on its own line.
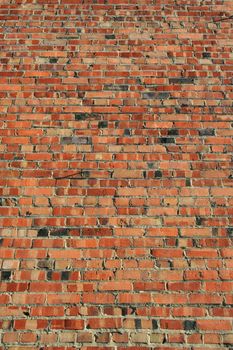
left=197, top=320, right=232, bottom=331
left=131, top=333, right=148, bottom=344
left=1, top=271, right=12, bottom=280
left=96, top=332, right=110, bottom=343
left=150, top=333, right=164, bottom=343
left=184, top=320, right=197, bottom=331
left=61, top=136, right=92, bottom=145
left=87, top=318, right=122, bottom=329
left=104, top=84, right=128, bottom=91
left=169, top=78, right=195, bottom=84
left=51, top=319, right=84, bottom=330
left=98, top=281, right=132, bottom=291
left=76, top=332, right=93, bottom=343
left=222, top=334, right=233, bottom=345
left=112, top=332, right=129, bottom=343
left=199, top=128, right=215, bottom=136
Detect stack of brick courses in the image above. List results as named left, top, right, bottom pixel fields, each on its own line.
left=0, top=0, right=233, bottom=349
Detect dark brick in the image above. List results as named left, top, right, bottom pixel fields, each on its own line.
left=37, top=228, right=49, bottom=237
left=98, top=121, right=108, bottom=128
left=152, top=320, right=158, bottom=329
left=202, top=52, right=211, bottom=58
left=37, top=260, right=53, bottom=270
left=113, top=16, right=124, bottom=21
left=169, top=77, right=195, bottom=84
left=227, top=227, right=233, bottom=236
left=49, top=58, right=58, bottom=63
left=0, top=238, right=3, bottom=246
left=199, top=128, right=215, bottom=136
left=196, top=216, right=203, bottom=226
left=121, top=307, right=128, bottom=316
left=81, top=170, right=90, bottom=178
left=50, top=228, right=69, bottom=236
left=47, top=271, right=53, bottom=280
left=75, top=113, right=89, bottom=120
left=76, top=112, right=101, bottom=120
left=124, top=129, right=131, bottom=136
left=1, top=271, right=11, bottom=280
left=142, top=92, right=156, bottom=99
left=186, top=178, right=191, bottom=186
left=168, top=128, right=179, bottom=136
left=157, top=92, right=170, bottom=99
left=159, top=137, right=175, bottom=144
left=105, top=34, right=115, bottom=39
left=135, top=319, right=141, bottom=329
left=184, top=320, right=196, bottom=331
left=148, top=162, right=155, bottom=169
left=61, top=271, right=70, bottom=280
left=154, top=170, right=163, bottom=178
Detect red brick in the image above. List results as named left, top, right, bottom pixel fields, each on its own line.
left=197, top=320, right=232, bottom=331
left=1, top=1, right=232, bottom=349
left=51, top=319, right=84, bottom=330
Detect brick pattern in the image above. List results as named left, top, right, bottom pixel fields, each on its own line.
left=0, top=0, right=233, bottom=349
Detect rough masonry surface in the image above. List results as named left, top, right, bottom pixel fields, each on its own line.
left=0, top=0, right=233, bottom=349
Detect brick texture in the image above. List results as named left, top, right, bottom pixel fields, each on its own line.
left=0, top=0, right=233, bottom=349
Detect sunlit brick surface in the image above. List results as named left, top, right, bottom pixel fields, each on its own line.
left=0, top=0, right=233, bottom=349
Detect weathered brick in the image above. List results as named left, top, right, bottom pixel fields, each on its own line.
left=61, top=137, right=92, bottom=145
left=104, top=84, right=128, bottom=91
left=169, top=77, right=195, bottom=84
left=131, top=333, right=148, bottom=343
left=150, top=333, right=164, bottom=343
left=37, top=260, right=53, bottom=270
left=199, top=128, right=215, bottom=136
left=1, top=1, right=232, bottom=349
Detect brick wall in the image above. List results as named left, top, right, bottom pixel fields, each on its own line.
left=0, top=0, right=233, bottom=349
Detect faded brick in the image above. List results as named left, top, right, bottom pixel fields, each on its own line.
left=131, top=333, right=148, bottom=343
left=61, top=136, right=92, bottom=145
left=150, top=333, right=164, bottom=343
left=104, top=84, right=128, bottom=91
